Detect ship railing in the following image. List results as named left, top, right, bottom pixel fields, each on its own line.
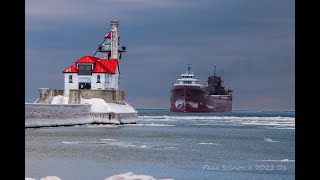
left=210, top=94, right=232, bottom=100
left=172, top=83, right=204, bottom=87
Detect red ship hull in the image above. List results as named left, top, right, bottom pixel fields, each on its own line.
left=170, top=85, right=232, bottom=112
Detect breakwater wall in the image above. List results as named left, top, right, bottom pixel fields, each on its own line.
left=25, top=103, right=93, bottom=127
left=91, top=112, right=138, bottom=124
left=35, top=88, right=125, bottom=104
left=71, top=89, right=125, bottom=104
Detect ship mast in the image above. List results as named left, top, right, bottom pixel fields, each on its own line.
left=214, top=64, right=216, bottom=76
left=186, top=64, right=192, bottom=74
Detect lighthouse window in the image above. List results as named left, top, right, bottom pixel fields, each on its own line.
left=105, top=38, right=111, bottom=45
left=97, top=75, right=101, bottom=83
left=78, top=65, right=92, bottom=75
left=69, top=75, right=73, bottom=83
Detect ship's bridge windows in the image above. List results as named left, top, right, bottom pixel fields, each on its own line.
left=182, top=75, right=193, bottom=79
left=183, top=81, right=192, bottom=84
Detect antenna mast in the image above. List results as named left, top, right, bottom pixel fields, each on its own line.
left=187, top=64, right=192, bottom=74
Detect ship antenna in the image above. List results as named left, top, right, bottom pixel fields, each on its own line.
left=187, top=64, right=192, bottom=74
left=214, top=65, right=216, bottom=76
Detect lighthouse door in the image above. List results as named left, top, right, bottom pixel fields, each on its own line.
left=78, top=76, right=92, bottom=90
left=79, top=82, right=91, bottom=89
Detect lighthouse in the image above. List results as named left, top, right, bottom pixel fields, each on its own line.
left=26, top=19, right=137, bottom=127
left=63, top=19, right=126, bottom=96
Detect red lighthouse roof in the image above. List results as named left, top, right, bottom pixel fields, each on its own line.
left=63, top=55, right=118, bottom=74
left=104, top=32, right=112, bottom=38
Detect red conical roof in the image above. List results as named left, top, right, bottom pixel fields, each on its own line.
left=104, top=32, right=112, bottom=38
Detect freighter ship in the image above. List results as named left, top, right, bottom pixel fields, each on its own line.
left=170, top=65, right=232, bottom=112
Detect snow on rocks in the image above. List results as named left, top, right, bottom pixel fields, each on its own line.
left=104, top=172, right=156, bottom=180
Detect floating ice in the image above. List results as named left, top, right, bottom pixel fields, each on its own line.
left=100, top=138, right=116, bottom=141
left=40, top=176, right=62, bottom=180
left=138, top=115, right=295, bottom=128
left=263, top=138, right=278, bottom=142
left=62, top=141, right=80, bottom=144
left=198, top=142, right=220, bottom=145
left=254, top=159, right=295, bottom=163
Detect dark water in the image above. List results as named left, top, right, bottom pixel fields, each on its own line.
left=25, top=109, right=295, bottom=180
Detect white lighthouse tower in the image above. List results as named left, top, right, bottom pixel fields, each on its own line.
left=98, top=19, right=126, bottom=89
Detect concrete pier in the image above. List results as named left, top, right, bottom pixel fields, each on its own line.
left=25, top=103, right=93, bottom=128
left=26, top=88, right=138, bottom=127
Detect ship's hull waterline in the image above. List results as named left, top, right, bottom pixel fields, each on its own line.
left=170, top=85, right=232, bottom=112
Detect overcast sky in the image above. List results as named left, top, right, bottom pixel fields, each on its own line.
left=25, top=0, right=294, bottom=110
